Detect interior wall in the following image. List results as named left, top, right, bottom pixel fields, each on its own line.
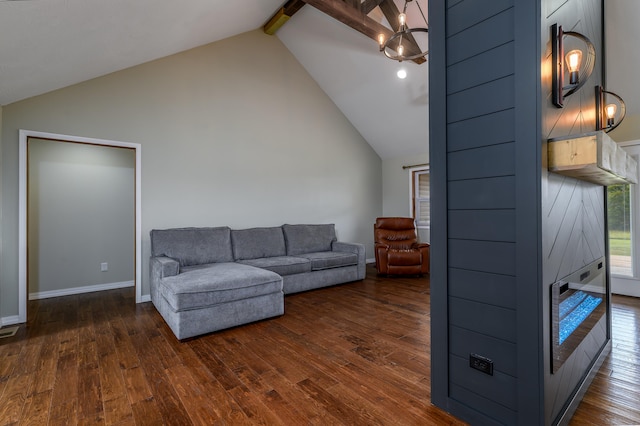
left=28, top=139, right=135, bottom=296
left=1, top=29, right=382, bottom=319
left=381, top=153, right=428, bottom=216
left=381, top=153, right=429, bottom=242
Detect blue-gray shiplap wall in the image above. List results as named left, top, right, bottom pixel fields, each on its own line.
left=430, top=0, right=606, bottom=424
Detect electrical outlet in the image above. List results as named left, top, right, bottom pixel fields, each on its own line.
left=469, top=353, right=494, bottom=376
left=101, top=262, right=108, bottom=272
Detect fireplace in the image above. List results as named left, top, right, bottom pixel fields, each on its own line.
left=550, top=257, right=607, bottom=373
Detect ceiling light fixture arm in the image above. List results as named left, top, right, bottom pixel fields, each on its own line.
left=378, top=0, right=428, bottom=63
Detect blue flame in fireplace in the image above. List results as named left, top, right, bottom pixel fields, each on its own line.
left=559, top=290, right=602, bottom=345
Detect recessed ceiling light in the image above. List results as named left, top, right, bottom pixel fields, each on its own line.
left=397, top=69, right=407, bottom=79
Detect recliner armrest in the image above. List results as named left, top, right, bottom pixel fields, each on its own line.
left=413, top=243, right=430, bottom=274
left=412, top=242, right=430, bottom=249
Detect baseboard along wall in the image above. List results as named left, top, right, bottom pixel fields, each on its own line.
left=29, top=280, right=134, bottom=301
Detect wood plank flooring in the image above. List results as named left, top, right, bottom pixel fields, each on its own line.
left=1, top=266, right=639, bottom=425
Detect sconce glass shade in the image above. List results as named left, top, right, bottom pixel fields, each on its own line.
left=565, top=49, right=582, bottom=84
left=551, top=24, right=596, bottom=107
left=595, top=85, right=626, bottom=133
left=605, top=104, right=617, bottom=127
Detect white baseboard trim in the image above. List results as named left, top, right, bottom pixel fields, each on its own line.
left=29, top=280, right=135, bottom=300
left=366, top=257, right=376, bottom=264
left=140, top=294, right=151, bottom=303
left=1, top=315, right=22, bottom=326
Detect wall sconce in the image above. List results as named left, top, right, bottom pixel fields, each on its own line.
left=551, top=24, right=596, bottom=107
left=595, top=85, right=626, bottom=133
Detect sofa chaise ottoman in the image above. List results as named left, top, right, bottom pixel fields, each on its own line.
left=150, top=224, right=365, bottom=340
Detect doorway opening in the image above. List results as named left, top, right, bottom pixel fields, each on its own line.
left=18, top=130, right=142, bottom=323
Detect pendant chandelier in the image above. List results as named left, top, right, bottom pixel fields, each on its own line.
left=378, top=0, right=429, bottom=62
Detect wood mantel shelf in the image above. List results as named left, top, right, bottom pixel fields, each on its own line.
left=548, top=131, right=638, bottom=186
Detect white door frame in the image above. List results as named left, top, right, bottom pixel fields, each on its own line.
left=18, top=129, right=142, bottom=322
left=611, top=139, right=640, bottom=297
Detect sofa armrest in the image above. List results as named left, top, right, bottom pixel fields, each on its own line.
left=152, top=256, right=180, bottom=278
left=332, top=241, right=366, bottom=280
left=150, top=256, right=179, bottom=305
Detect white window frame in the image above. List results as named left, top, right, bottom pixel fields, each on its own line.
left=410, top=166, right=430, bottom=229
left=610, top=141, right=640, bottom=297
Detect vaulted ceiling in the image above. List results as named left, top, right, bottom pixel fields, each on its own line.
left=0, top=0, right=429, bottom=160
left=0, top=1, right=637, bottom=159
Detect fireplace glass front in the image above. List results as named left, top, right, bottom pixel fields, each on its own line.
left=551, top=257, right=607, bottom=373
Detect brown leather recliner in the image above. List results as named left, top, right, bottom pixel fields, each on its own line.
left=374, top=217, right=430, bottom=275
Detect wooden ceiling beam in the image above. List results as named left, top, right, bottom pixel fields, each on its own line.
left=361, top=0, right=386, bottom=15
left=303, top=0, right=425, bottom=64
left=264, top=0, right=307, bottom=35
left=301, top=0, right=389, bottom=42
left=265, top=0, right=426, bottom=64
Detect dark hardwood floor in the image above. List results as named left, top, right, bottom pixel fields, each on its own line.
left=0, top=266, right=639, bottom=425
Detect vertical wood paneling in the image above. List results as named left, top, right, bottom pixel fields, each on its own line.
left=447, top=109, right=515, bottom=152
left=448, top=209, right=515, bottom=242
left=449, top=268, right=516, bottom=308
left=446, top=8, right=514, bottom=65
left=438, top=0, right=519, bottom=422
left=449, top=240, right=516, bottom=275
left=448, top=142, right=515, bottom=180
left=445, top=0, right=513, bottom=36
left=428, top=0, right=451, bottom=413
left=448, top=176, right=515, bottom=210
left=449, top=326, right=517, bottom=376
left=447, top=76, right=514, bottom=122
left=449, top=384, right=517, bottom=425
left=447, top=42, right=515, bottom=95
left=449, top=355, right=517, bottom=409
left=449, top=297, right=517, bottom=342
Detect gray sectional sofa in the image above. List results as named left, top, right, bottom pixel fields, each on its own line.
left=150, top=224, right=365, bottom=339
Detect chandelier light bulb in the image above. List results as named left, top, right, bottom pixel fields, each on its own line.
left=378, top=33, right=385, bottom=48
left=397, top=44, right=404, bottom=57
left=398, top=13, right=406, bottom=27
left=565, top=49, right=582, bottom=85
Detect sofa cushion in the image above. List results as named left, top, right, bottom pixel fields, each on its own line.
left=296, top=251, right=358, bottom=271
left=237, top=256, right=312, bottom=276
left=231, top=227, right=286, bottom=260
left=282, top=224, right=337, bottom=256
left=151, top=227, right=233, bottom=267
left=160, top=262, right=282, bottom=312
